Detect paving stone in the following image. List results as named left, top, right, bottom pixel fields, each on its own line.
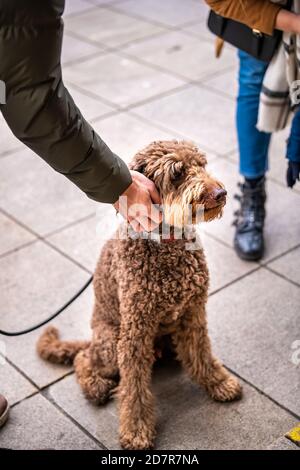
left=115, top=0, right=207, bottom=28
left=0, top=149, right=96, bottom=236
left=0, top=361, right=37, bottom=406
left=182, top=20, right=215, bottom=43
left=93, top=112, right=179, bottom=163
left=0, top=115, right=22, bottom=157
left=268, top=436, right=300, bottom=450
left=198, top=232, right=258, bottom=293
left=49, top=362, right=296, bottom=450
left=0, top=241, right=93, bottom=387
left=268, top=247, right=300, bottom=286
left=63, top=0, right=95, bottom=17
left=0, top=393, right=100, bottom=449
left=65, top=82, right=115, bottom=121
left=47, top=215, right=101, bottom=272
left=207, top=268, right=300, bottom=417
left=124, top=31, right=236, bottom=82
left=0, top=211, right=36, bottom=257
left=62, top=33, right=104, bottom=66
left=134, top=85, right=237, bottom=154
left=65, top=7, right=166, bottom=47
left=204, top=158, right=300, bottom=261
left=64, top=52, right=184, bottom=108
left=202, top=67, right=238, bottom=99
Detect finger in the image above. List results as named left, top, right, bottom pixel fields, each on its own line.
left=130, top=219, right=142, bottom=233
left=138, top=215, right=159, bottom=232
left=147, top=181, right=161, bottom=205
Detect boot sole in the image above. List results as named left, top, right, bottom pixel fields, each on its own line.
left=0, top=402, right=9, bottom=428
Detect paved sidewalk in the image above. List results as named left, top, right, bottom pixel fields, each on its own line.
left=0, top=0, right=299, bottom=450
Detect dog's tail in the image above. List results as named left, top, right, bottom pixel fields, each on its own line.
left=37, top=326, right=90, bottom=365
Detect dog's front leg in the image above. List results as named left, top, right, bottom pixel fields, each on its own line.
left=117, top=312, right=157, bottom=450
left=173, top=304, right=242, bottom=402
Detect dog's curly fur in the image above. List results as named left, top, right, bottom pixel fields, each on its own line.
left=37, top=140, right=242, bottom=450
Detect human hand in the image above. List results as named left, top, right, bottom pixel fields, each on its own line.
left=286, top=161, right=300, bottom=188
left=114, top=170, right=162, bottom=232
left=276, top=10, right=300, bottom=35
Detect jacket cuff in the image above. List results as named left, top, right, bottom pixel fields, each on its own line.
left=98, top=155, right=132, bottom=204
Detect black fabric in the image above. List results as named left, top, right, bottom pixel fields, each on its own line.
left=287, top=161, right=300, bottom=188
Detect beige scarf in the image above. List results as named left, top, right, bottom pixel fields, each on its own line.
left=257, top=0, right=299, bottom=132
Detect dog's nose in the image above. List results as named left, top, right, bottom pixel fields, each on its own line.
left=213, top=188, right=227, bottom=201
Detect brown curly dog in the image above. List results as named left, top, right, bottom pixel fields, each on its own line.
left=37, top=140, right=242, bottom=450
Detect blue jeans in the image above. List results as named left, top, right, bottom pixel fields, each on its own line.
left=237, top=50, right=271, bottom=178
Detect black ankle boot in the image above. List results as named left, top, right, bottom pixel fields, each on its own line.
left=233, top=177, right=266, bottom=261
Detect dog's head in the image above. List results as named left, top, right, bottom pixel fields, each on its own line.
left=131, top=140, right=226, bottom=227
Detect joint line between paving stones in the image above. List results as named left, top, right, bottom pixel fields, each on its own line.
left=0, top=207, right=94, bottom=275
left=263, top=265, right=300, bottom=289
left=41, top=389, right=108, bottom=450
left=262, top=242, right=300, bottom=267
left=225, top=365, right=300, bottom=422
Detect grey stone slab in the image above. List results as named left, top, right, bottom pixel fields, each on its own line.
left=0, top=149, right=96, bottom=236
left=134, top=85, right=237, bottom=154
left=0, top=241, right=93, bottom=387
left=198, top=232, right=258, bottom=293
left=64, top=52, right=184, bottom=108
left=0, top=361, right=37, bottom=406
left=115, top=0, right=208, bottom=28
left=268, top=436, right=300, bottom=450
left=93, top=112, right=180, bottom=163
left=182, top=20, right=215, bottom=43
left=202, top=67, right=238, bottom=99
left=49, top=362, right=296, bottom=450
left=204, top=158, right=300, bottom=261
left=207, top=268, right=300, bottom=416
left=64, top=0, right=95, bottom=17
left=268, top=247, right=300, bottom=286
left=0, top=116, right=22, bottom=157
left=65, top=82, right=115, bottom=121
left=0, top=211, right=36, bottom=257
left=65, top=7, right=166, bottom=47
left=62, top=33, right=104, bottom=66
left=47, top=215, right=100, bottom=273
left=0, top=393, right=100, bottom=449
left=124, top=31, right=236, bottom=82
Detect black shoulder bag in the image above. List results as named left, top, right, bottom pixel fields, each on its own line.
left=207, top=1, right=292, bottom=63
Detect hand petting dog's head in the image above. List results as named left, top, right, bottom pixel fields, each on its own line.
left=131, top=140, right=226, bottom=227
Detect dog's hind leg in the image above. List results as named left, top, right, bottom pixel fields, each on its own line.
left=74, top=346, right=117, bottom=405
left=172, top=304, right=242, bottom=402
left=74, top=317, right=119, bottom=404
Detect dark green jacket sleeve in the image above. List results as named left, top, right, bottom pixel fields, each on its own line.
left=0, top=0, right=132, bottom=204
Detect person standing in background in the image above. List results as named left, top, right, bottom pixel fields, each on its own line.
left=205, top=0, right=300, bottom=260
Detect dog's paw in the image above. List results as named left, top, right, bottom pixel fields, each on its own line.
left=120, top=429, right=155, bottom=450
left=208, top=375, right=242, bottom=402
